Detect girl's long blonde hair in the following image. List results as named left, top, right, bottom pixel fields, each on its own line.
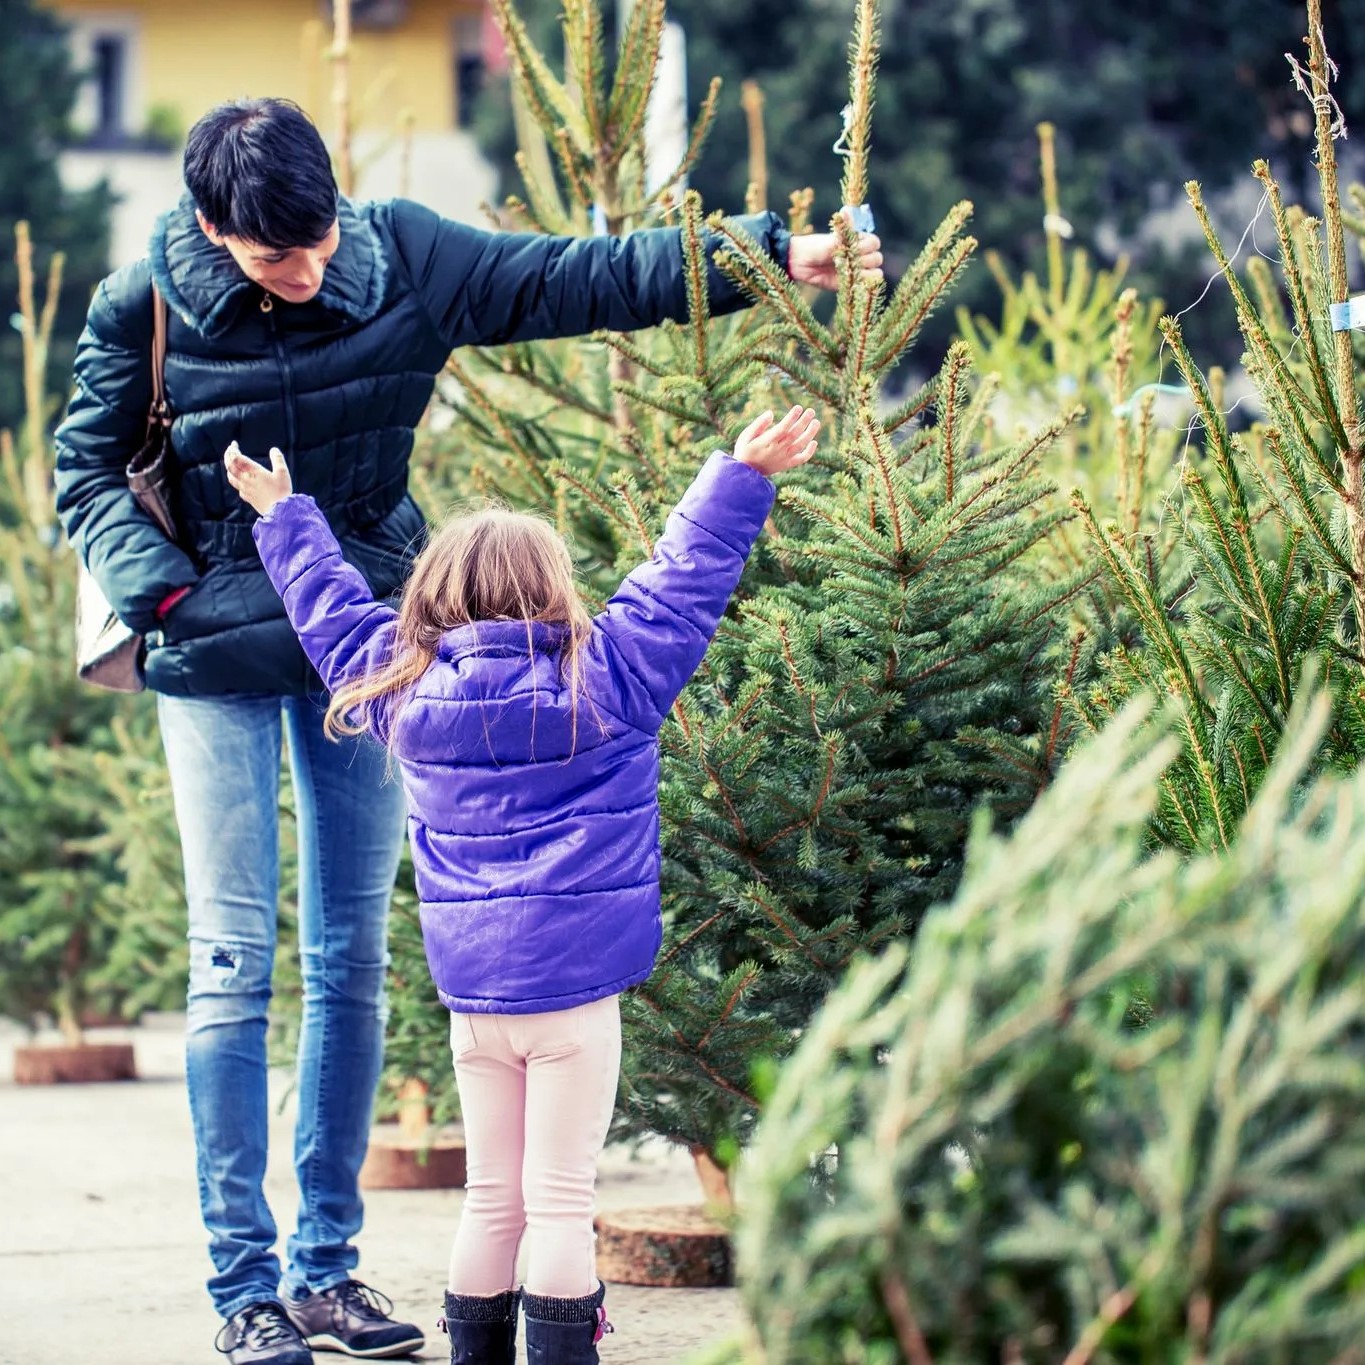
left=324, top=504, right=595, bottom=745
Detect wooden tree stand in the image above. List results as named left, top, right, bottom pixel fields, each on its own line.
left=594, top=1205, right=732, bottom=1287
left=593, top=1151, right=734, bottom=1288
left=14, top=1042, right=137, bottom=1084
left=359, top=1078, right=467, bottom=1190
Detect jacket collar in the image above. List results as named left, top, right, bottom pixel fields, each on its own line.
left=437, top=620, right=571, bottom=662
left=147, top=193, right=387, bottom=340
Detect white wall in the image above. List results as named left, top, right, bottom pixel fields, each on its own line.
left=61, top=130, right=500, bottom=270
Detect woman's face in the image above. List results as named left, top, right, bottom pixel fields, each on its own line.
left=196, top=210, right=341, bottom=304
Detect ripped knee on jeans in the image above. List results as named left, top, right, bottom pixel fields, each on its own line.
left=187, top=937, right=273, bottom=1029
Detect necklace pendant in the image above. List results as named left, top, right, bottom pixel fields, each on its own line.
left=260, top=293, right=274, bottom=313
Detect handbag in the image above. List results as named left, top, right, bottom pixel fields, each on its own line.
left=75, top=284, right=178, bottom=693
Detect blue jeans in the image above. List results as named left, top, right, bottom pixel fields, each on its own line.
left=158, top=694, right=407, bottom=1320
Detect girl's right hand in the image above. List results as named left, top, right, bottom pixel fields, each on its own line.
left=225, top=442, right=293, bottom=516
left=732, top=405, right=820, bottom=477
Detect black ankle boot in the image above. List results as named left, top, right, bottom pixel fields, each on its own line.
left=522, top=1282, right=613, bottom=1365
left=439, top=1288, right=520, bottom=1365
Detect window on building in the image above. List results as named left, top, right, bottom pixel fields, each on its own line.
left=67, top=20, right=143, bottom=148
left=92, top=34, right=127, bottom=141
left=454, top=15, right=485, bottom=129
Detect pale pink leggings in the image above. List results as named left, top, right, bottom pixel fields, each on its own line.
left=447, top=993, right=622, bottom=1298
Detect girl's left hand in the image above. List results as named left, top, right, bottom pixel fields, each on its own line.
left=225, top=442, right=293, bottom=516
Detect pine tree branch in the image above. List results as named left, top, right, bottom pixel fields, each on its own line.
left=1305, top=2, right=1365, bottom=648
left=1071, top=492, right=1215, bottom=749
left=486, top=354, right=615, bottom=426
left=1305, top=3, right=1359, bottom=440
left=1184, top=181, right=1325, bottom=440
left=1060, top=1278, right=1146, bottom=1365
left=681, top=192, right=713, bottom=378
left=605, top=0, right=666, bottom=158
left=746, top=350, right=842, bottom=407
left=1249, top=429, right=1351, bottom=576
left=780, top=502, right=897, bottom=561
left=937, top=343, right=972, bottom=504
left=862, top=400, right=916, bottom=551
left=840, top=0, right=879, bottom=213
left=711, top=219, right=839, bottom=360
left=880, top=1268, right=935, bottom=1365
left=1253, top=163, right=1347, bottom=450
left=630, top=989, right=761, bottom=1107
left=443, top=356, right=557, bottom=499
left=619, top=78, right=723, bottom=218
left=696, top=969, right=760, bottom=1052
left=552, top=126, right=595, bottom=213
left=655, top=911, right=727, bottom=970
left=601, top=330, right=673, bottom=379
left=744, top=888, right=832, bottom=968
left=880, top=378, right=936, bottom=435
left=870, top=236, right=977, bottom=372
left=491, top=0, right=593, bottom=155
left=612, top=380, right=710, bottom=428
left=561, top=0, right=606, bottom=149
left=509, top=77, right=572, bottom=231
left=756, top=742, right=845, bottom=855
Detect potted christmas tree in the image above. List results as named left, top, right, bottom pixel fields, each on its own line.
left=1, top=224, right=137, bottom=1084
left=1068, top=0, right=1365, bottom=851
left=398, top=0, right=1089, bottom=1280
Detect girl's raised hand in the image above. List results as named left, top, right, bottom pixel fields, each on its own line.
left=732, top=405, right=820, bottom=477
left=225, top=442, right=293, bottom=516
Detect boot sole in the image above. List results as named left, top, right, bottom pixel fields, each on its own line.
left=302, top=1331, right=427, bottom=1359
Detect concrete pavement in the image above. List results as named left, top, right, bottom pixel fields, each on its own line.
left=0, top=1017, right=743, bottom=1365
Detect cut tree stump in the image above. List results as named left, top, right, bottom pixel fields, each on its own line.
left=14, top=1043, right=137, bottom=1084
left=358, top=1128, right=467, bottom=1189
left=359, top=1076, right=467, bottom=1190
left=593, top=1205, right=732, bottom=1287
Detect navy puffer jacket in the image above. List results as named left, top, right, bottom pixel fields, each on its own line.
left=54, top=195, right=790, bottom=697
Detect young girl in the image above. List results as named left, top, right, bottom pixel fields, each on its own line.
left=226, top=404, right=819, bottom=1364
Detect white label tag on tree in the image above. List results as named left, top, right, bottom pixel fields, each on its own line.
left=1329, top=296, right=1365, bottom=331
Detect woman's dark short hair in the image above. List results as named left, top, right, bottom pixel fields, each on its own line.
left=183, top=98, right=339, bottom=249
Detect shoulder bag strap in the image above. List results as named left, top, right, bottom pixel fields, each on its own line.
left=125, top=283, right=178, bottom=541
left=150, top=283, right=169, bottom=424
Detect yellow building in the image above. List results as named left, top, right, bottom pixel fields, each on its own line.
left=47, top=0, right=499, bottom=265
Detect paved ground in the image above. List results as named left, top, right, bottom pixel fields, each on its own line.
left=0, top=1017, right=743, bottom=1365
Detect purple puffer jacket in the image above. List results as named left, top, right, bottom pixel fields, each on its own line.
left=253, top=452, right=775, bottom=1013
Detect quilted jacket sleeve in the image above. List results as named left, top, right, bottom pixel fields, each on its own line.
left=253, top=495, right=401, bottom=727
left=591, top=452, right=775, bottom=733
left=389, top=200, right=791, bottom=350
left=53, top=265, right=199, bottom=634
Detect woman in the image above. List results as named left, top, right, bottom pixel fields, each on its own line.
left=54, top=96, right=881, bottom=1365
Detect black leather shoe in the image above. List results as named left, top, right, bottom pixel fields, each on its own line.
left=284, top=1280, right=425, bottom=1359
left=214, top=1301, right=313, bottom=1365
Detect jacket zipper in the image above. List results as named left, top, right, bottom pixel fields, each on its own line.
left=261, top=292, right=297, bottom=456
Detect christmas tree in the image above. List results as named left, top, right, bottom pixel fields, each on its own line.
left=1067, top=0, right=1365, bottom=852
left=735, top=4, right=1365, bottom=1353
left=737, top=692, right=1365, bottom=1361
left=958, top=120, right=1190, bottom=762
left=0, top=225, right=138, bottom=1037
left=403, top=0, right=1089, bottom=1192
